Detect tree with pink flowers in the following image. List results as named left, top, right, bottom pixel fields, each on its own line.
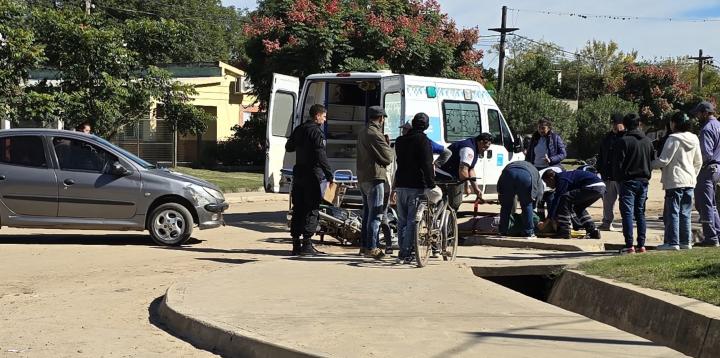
left=242, top=0, right=485, bottom=106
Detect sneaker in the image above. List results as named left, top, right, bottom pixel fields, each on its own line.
left=403, top=255, right=415, bottom=265
left=598, top=223, right=617, bottom=232
left=395, top=257, right=405, bottom=264
left=680, top=243, right=693, bottom=250
left=637, top=246, right=647, bottom=253
left=695, top=240, right=720, bottom=247
left=656, top=244, right=680, bottom=251
left=619, top=247, right=635, bottom=254
left=525, top=235, right=537, bottom=240
left=385, top=246, right=393, bottom=256
left=358, top=247, right=368, bottom=256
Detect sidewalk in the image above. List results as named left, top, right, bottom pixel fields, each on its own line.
left=158, top=258, right=683, bottom=357
left=224, top=191, right=287, bottom=204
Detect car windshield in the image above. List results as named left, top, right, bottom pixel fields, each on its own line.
left=92, top=136, right=156, bottom=169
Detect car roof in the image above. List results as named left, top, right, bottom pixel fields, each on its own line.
left=0, top=128, right=93, bottom=138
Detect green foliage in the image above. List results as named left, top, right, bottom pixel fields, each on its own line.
left=495, top=83, right=577, bottom=143
left=0, top=0, right=45, bottom=120
left=574, top=95, right=637, bottom=158
left=217, top=114, right=267, bottom=166
left=244, top=0, right=485, bottom=106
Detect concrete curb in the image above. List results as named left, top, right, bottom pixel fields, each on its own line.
left=548, top=269, right=720, bottom=357
left=463, top=236, right=602, bottom=252
left=157, top=285, right=323, bottom=358
left=224, top=193, right=288, bottom=205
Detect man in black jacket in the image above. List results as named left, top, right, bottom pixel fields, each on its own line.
left=394, top=112, right=437, bottom=263
left=612, top=113, right=655, bottom=254
left=596, top=113, right=625, bottom=231
left=285, top=104, right=333, bottom=256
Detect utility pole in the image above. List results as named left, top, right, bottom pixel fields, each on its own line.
left=489, top=6, right=518, bottom=92
left=689, top=49, right=713, bottom=89
left=85, top=0, right=91, bottom=15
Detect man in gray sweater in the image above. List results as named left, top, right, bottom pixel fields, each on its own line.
left=357, top=106, right=394, bottom=259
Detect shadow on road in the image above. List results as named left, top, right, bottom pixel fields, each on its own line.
left=0, top=234, right=202, bottom=246
left=224, top=211, right=287, bottom=233
left=195, top=257, right=257, bottom=265
left=158, top=246, right=291, bottom=257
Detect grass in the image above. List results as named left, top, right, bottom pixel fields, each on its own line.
left=171, top=167, right=263, bottom=193
left=579, top=249, right=720, bottom=306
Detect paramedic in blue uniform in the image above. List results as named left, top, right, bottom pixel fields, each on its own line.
left=541, top=169, right=604, bottom=240
left=285, top=104, right=333, bottom=256
left=497, top=161, right=543, bottom=238
left=439, top=133, right=494, bottom=211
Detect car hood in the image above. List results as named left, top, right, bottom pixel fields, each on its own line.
left=148, top=169, right=222, bottom=192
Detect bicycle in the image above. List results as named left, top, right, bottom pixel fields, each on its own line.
left=412, top=179, right=464, bottom=268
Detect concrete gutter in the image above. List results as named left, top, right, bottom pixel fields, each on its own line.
left=463, top=236, right=603, bottom=252
left=157, top=284, right=324, bottom=358
left=549, top=270, right=720, bottom=358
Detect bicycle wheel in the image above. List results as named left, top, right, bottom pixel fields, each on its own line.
left=441, top=209, right=459, bottom=261
left=414, top=209, right=431, bottom=268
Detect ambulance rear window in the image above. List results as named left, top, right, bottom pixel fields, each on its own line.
left=442, top=101, right=481, bottom=142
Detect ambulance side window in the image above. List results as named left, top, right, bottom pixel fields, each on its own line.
left=489, top=108, right=514, bottom=150
left=442, top=101, right=481, bottom=143
left=383, top=92, right=402, bottom=139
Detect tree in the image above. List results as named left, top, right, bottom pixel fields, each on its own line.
left=615, top=63, right=692, bottom=130
left=243, top=0, right=485, bottom=106
left=505, top=37, right=562, bottom=96
left=0, top=0, right=45, bottom=121
left=574, top=95, right=637, bottom=158
left=495, top=83, right=577, bottom=143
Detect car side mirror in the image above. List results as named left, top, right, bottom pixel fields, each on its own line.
left=513, top=138, right=523, bottom=153
left=110, top=161, right=132, bottom=176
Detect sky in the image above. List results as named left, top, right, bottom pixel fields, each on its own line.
left=221, top=0, right=720, bottom=70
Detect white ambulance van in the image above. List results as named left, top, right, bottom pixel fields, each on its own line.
left=264, top=72, right=524, bottom=200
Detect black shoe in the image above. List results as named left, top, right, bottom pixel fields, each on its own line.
left=291, top=238, right=301, bottom=256
left=587, top=230, right=601, bottom=240
left=300, top=238, right=325, bottom=256
left=695, top=240, right=720, bottom=247
left=385, top=246, right=393, bottom=255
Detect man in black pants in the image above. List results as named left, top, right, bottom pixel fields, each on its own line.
left=286, top=104, right=333, bottom=255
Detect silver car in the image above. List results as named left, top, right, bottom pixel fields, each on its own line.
left=0, top=129, right=228, bottom=245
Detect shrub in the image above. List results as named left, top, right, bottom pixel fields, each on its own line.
left=217, top=113, right=267, bottom=166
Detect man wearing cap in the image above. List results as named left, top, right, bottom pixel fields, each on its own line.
left=357, top=105, right=394, bottom=259
left=394, top=112, right=438, bottom=263
left=613, top=113, right=655, bottom=254
left=693, top=101, right=720, bottom=247
left=596, top=113, right=626, bottom=231
left=399, top=122, right=452, bottom=167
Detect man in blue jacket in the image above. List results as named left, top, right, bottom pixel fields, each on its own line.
left=541, top=170, right=605, bottom=239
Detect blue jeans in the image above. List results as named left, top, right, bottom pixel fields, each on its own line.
left=498, top=167, right=534, bottom=237
left=695, top=166, right=720, bottom=244
left=360, top=180, right=385, bottom=250
left=619, top=180, right=649, bottom=248
left=664, top=188, right=694, bottom=246
left=396, top=187, right=424, bottom=259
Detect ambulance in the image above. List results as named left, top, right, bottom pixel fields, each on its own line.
left=264, top=71, right=525, bottom=201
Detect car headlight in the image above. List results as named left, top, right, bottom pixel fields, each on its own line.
left=203, top=187, right=224, bottom=201
left=187, top=184, right=213, bottom=205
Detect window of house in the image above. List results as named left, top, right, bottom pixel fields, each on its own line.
left=0, top=136, right=48, bottom=168
left=53, top=137, right=118, bottom=173
left=443, top=101, right=481, bottom=143
left=270, top=91, right=295, bottom=138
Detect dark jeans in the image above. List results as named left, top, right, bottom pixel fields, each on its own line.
left=360, top=180, right=385, bottom=250
left=290, top=174, right=321, bottom=238
left=695, top=166, right=720, bottom=244
left=498, top=167, right=534, bottom=237
left=619, top=180, right=649, bottom=248
left=447, top=183, right=464, bottom=212
left=396, top=187, right=424, bottom=259
left=555, top=187, right=604, bottom=236
left=664, top=188, right=694, bottom=246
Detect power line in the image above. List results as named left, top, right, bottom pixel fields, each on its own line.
left=508, top=7, right=720, bottom=23
left=510, top=33, right=599, bottom=62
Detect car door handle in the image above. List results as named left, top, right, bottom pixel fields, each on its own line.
left=63, top=179, right=75, bottom=186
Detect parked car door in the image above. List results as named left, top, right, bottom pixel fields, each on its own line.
left=0, top=135, right=58, bottom=216
left=51, top=136, right=141, bottom=219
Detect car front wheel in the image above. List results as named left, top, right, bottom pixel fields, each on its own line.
left=148, top=203, right=193, bottom=246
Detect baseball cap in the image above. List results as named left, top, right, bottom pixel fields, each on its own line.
left=690, top=101, right=716, bottom=115
left=368, top=106, right=387, bottom=118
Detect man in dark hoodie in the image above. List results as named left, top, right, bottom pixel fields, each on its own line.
left=394, top=112, right=437, bottom=263
left=596, top=113, right=625, bottom=231
left=613, top=113, right=655, bottom=254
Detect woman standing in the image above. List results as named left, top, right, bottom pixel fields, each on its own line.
left=526, top=118, right=567, bottom=219
left=652, top=112, right=702, bottom=250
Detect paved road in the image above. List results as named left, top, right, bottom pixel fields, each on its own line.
left=0, top=197, right=679, bottom=357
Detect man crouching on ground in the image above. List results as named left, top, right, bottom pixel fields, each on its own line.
left=540, top=170, right=605, bottom=240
